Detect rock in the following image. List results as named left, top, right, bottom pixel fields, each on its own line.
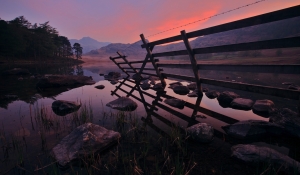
left=186, top=123, right=214, bottom=143
left=222, top=120, right=284, bottom=139
left=52, top=100, right=81, bottom=116
left=164, top=98, right=186, bottom=109
left=141, top=81, right=150, bottom=90
left=231, top=144, right=300, bottom=173
left=194, top=114, right=207, bottom=119
left=52, top=123, right=121, bottom=167
left=187, top=82, right=197, bottom=90
left=3, top=68, right=30, bottom=75
left=36, top=75, right=95, bottom=89
left=95, top=85, right=105, bottom=89
left=152, top=83, right=164, bottom=91
left=108, top=72, right=121, bottom=78
left=230, top=98, right=254, bottom=110
left=205, top=90, right=220, bottom=99
left=110, top=80, right=119, bottom=85
left=106, top=97, right=137, bottom=111
left=173, top=85, right=190, bottom=95
left=217, top=91, right=239, bottom=107
left=148, top=76, right=159, bottom=81
left=252, top=99, right=275, bottom=115
left=132, top=73, right=143, bottom=81
left=202, top=87, right=209, bottom=92
left=99, top=73, right=104, bottom=76
left=269, top=108, right=300, bottom=138
left=282, top=82, right=293, bottom=85
left=168, top=82, right=182, bottom=89
left=187, top=90, right=199, bottom=97
left=288, top=84, right=300, bottom=90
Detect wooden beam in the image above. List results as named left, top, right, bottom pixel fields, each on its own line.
left=141, top=5, right=300, bottom=48
left=181, top=30, right=202, bottom=93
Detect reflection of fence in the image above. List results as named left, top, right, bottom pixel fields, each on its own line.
left=110, top=5, right=300, bottom=115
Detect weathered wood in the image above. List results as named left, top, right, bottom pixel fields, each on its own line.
left=181, top=30, right=202, bottom=93
left=140, top=34, right=166, bottom=86
left=200, top=78, right=300, bottom=100
left=141, top=5, right=300, bottom=48
left=157, top=64, right=300, bottom=74
left=152, top=36, right=300, bottom=57
left=110, top=56, right=123, bottom=60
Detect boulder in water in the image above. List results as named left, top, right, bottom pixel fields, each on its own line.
left=173, top=85, right=190, bottom=95
left=186, top=123, right=214, bottom=143
left=106, top=97, right=138, bottom=111
left=52, top=100, right=81, bottom=116
left=230, top=98, right=254, bottom=110
left=164, top=98, right=186, bottom=109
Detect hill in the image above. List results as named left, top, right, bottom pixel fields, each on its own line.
left=69, top=37, right=110, bottom=54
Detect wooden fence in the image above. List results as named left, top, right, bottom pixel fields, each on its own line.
left=110, top=5, right=300, bottom=114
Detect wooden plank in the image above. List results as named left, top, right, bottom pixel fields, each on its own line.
left=200, top=78, right=300, bottom=100
left=162, top=73, right=195, bottom=81
left=140, top=34, right=166, bottom=86
left=129, top=60, right=153, bottom=64
left=110, top=56, right=123, bottom=60
left=157, top=64, right=300, bottom=74
left=181, top=30, right=202, bottom=92
left=142, top=5, right=300, bottom=48
left=152, top=36, right=300, bottom=57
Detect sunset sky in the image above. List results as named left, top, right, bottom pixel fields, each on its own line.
left=0, top=0, right=299, bottom=43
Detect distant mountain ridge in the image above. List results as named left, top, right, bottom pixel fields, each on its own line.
left=69, top=37, right=110, bottom=54
left=86, top=16, right=300, bottom=59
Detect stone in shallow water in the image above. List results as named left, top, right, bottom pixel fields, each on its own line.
left=205, top=90, right=220, bottom=99
left=187, top=82, right=197, bottom=90
left=52, top=123, right=121, bottom=167
left=186, top=123, right=214, bottom=143
left=252, top=99, right=275, bottom=115
left=222, top=120, right=284, bottom=139
left=217, top=91, right=239, bottom=107
left=168, top=81, right=183, bottom=89
left=106, top=97, right=138, bottom=111
left=230, top=98, right=254, bottom=110
left=95, top=85, right=105, bottom=89
left=231, top=144, right=300, bottom=173
left=164, top=98, right=186, bottom=109
left=173, top=85, right=190, bottom=95
left=152, top=83, right=164, bottom=91
left=140, top=81, right=150, bottom=90
left=52, top=100, right=81, bottom=116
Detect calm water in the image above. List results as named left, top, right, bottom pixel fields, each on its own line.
left=0, top=61, right=299, bottom=173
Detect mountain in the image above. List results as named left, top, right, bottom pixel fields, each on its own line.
left=69, top=37, right=110, bottom=54
left=86, top=16, right=300, bottom=59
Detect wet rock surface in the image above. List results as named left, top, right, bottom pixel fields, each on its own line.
left=132, top=73, right=143, bottom=81
left=110, top=80, right=119, bottom=85
left=36, top=75, right=95, bottom=89
left=269, top=108, right=300, bottom=138
left=205, top=90, right=220, bottom=99
left=52, top=123, right=121, bottom=167
left=202, top=87, right=209, bottom=92
left=187, top=90, right=199, bottom=97
left=217, top=91, right=239, bottom=107
left=2, top=68, right=30, bottom=75
left=173, top=85, right=190, bottom=95
left=141, top=81, right=150, bottom=90
left=222, top=120, right=284, bottom=139
left=52, top=100, right=81, bottom=116
left=186, top=123, right=214, bottom=143
left=104, top=72, right=121, bottom=81
left=168, top=82, right=182, bottom=89
left=106, top=97, right=138, bottom=111
left=252, top=99, right=275, bottom=115
left=152, top=83, right=164, bottom=91
left=230, top=98, right=254, bottom=110
left=164, top=98, right=186, bottom=109
left=187, top=82, right=197, bottom=90
left=232, top=144, right=300, bottom=173
left=95, top=85, right=105, bottom=89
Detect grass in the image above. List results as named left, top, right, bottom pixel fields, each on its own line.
left=0, top=102, right=299, bottom=175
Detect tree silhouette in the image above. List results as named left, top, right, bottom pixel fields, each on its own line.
left=73, top=43, right=83, bottom=59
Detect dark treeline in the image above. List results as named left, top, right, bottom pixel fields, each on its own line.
left=0, top=16, right=74, bottom=60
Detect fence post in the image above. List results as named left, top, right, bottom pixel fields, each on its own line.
left=140, top=34, right=166, bottom=86
left=181, top=30, right=202, bottom=93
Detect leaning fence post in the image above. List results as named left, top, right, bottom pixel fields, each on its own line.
left=181, top=30, right=202, bottom=93
left=140, top=34, right=166, bottom=86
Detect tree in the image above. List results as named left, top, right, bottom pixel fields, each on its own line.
left=73, top=43, right=82, bottom=59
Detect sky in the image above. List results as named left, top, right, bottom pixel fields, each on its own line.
left=0, top=0, right=299, bottom=43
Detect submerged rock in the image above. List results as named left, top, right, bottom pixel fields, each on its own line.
left=230, top=98, right=254, bottom=110
left=36, top=75, right=95, bottom=89
left=52, top=100, right=81, bottom=116
left=187, top=82, right=197, bottom=90
left=186, top=123, right=214, bottom=143
left=252, top=99, right=275, bottom=115
left=141, top=81, right=150, bottom=90
left=173, top=85, right=190, bottom=95
left=217, top=91, right=239, bottom=107
left=132, top=73, right=143, bottom=81
left=202, top=87, right=209, bottom=92
left=95, top=85, right=105, bottom=89
left=232, top=144, right=300, bottom=173
left=168, top=82, right=183, bottom=89
left=152, top=83, right=164, bottom=91
left=269, top=108, right=300, bottom=138
left=164, top=98, right=186, bottom=109
left=52, top=123, right=121, bottom=167
left=110, top=80, right=119, bottom=85
left=187, top=90, right=199, bottom=97
left=106, top=97, right=138, bottom=111
left=3, top=68, right=30, bottom=75
left=222, top=120, right=284, bottom=139
left=205, top=90, right=220, bottom=99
